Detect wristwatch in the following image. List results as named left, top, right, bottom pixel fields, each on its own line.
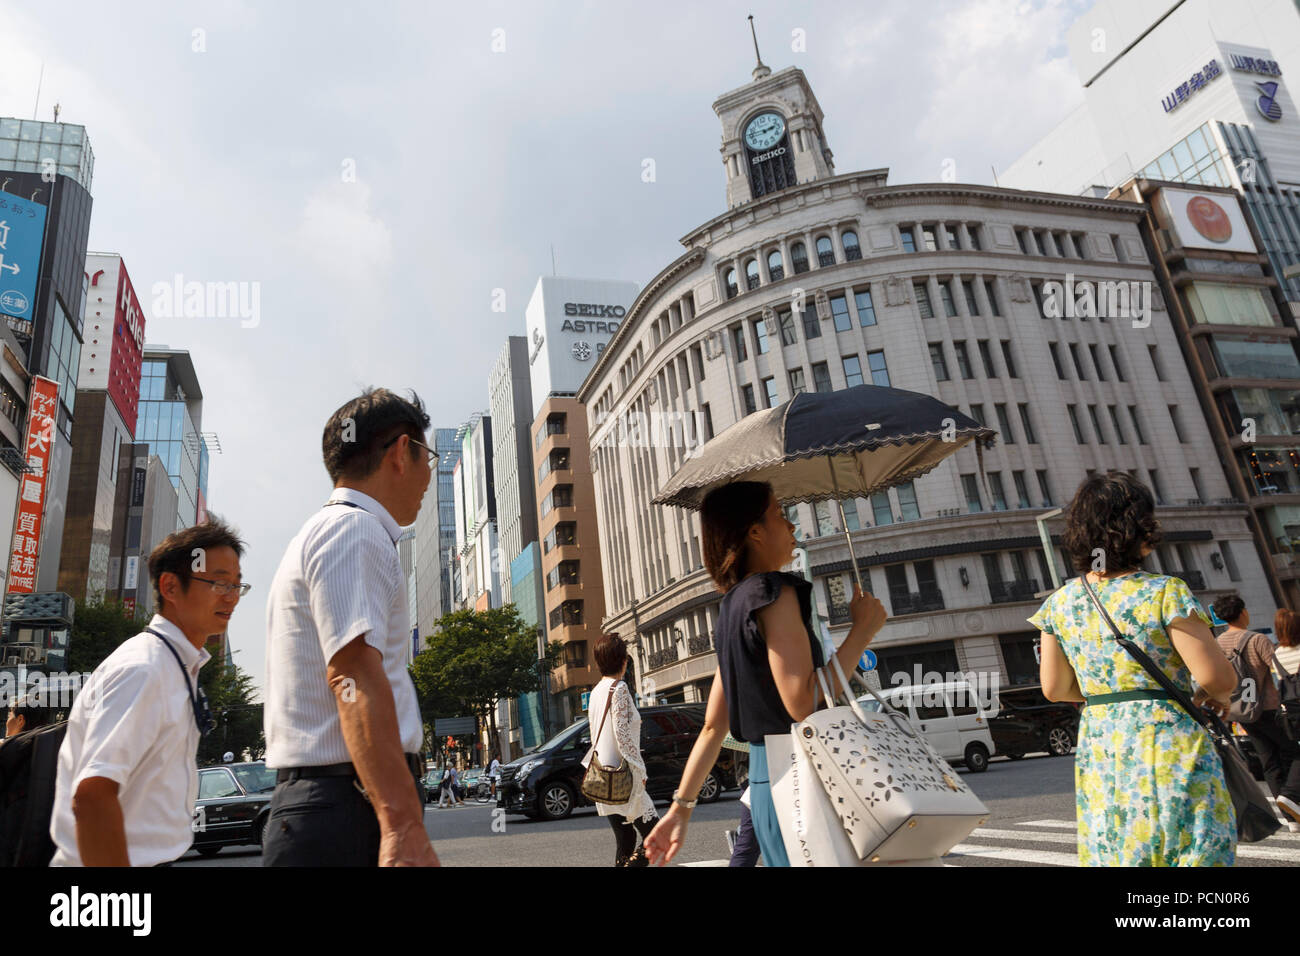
left=672, top=790, right=697, bottom=810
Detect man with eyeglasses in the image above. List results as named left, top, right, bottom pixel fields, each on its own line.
left=264, top=388, right=439, bottom=866
left=49, top=518, right=247, bottom=866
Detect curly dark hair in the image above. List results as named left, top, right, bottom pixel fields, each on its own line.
left=701, top=481, right=773, bottom=592
left=1212, top=594, right=1246, bottom=626
left=1062, top=471, right=1162, bottom=574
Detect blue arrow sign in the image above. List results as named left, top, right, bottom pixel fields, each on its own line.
left=0, top=193, right=49, bottom=325
left=580, top=691, right=590, bottom=711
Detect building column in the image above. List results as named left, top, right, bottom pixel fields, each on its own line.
left=936, top=221, right=953, bottom=251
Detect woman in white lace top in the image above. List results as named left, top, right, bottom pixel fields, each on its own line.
left=582, top=634, right=658, bottom=866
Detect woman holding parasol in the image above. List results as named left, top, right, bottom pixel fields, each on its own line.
left=642, top=386, right=993, bottom=865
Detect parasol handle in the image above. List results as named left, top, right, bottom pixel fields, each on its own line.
left=827, top=456, right=864, bottom=593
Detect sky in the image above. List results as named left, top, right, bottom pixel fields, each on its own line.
left=0, top=0, right=1095, bottom=695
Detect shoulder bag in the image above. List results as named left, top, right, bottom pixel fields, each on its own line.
left=1270, top=653, right=1300, bottom=740
left=1078, top=573, right=1280, bottom=843
left=1221, top=631, right=1263, bottom=725
left=580, top=684, right=634, bottom=805
left=766, top=655, right=989, bottom=865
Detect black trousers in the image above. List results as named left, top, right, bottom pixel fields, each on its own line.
left=263, top=772, right=422, bottom=867
left=1244, top=710, right=1300, bottom=804
left=606, top=812, right=656, bottom=865
left=729, top=802, right=760, bottom=867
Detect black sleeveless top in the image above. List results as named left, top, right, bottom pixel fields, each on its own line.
left=714, top=571, right=825, bottom=742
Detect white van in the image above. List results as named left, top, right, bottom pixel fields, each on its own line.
left=857, top=681, right=997, bottom=772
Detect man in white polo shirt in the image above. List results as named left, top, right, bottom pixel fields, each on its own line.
left=49, top=518, right=247, bottom=866
left=264, top=388, right=438, bottom=866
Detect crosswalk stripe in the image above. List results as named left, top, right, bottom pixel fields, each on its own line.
left=1236, top=842, right=1300, bottom=861
left=971, top=827, right=1077, bottom=845
left=1017, top=819, right=1076, bottom=829
left=945, top=842, right=1078, bottom=866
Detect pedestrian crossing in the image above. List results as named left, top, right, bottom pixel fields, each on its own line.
left=943, top=805, right=1300, bottom=867
left=684, top=802, right=1300, bottom=866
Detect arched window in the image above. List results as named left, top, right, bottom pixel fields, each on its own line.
left=791, top=242, right=809, bottom=274
left=767, top=250, right=784, bottom=282
left=745, top=259, right=760, bottom=291
left=842, top=230, right=861, bottom=261
left=725, top=268, right=738, bottom=299
left=816, top=236, right=835, bottom=267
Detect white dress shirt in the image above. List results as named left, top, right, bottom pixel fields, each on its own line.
left=264, top=488, right=423, bottom=767
left=50, top=615, right=210, bottom=867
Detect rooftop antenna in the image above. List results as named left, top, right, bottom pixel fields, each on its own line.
left=52, top=102, right=60, bottom=124
left=32, top=62, right=44, bottom=120
left=550, top=244, right=557, bottom=276
left=748, top=14, right=770, bottom=80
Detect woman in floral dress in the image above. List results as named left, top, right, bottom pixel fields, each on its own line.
left=1028, top=471, right=1239, bottom=866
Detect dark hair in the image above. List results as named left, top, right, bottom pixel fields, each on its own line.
left=701, top=481, right=773, bottom=592
left=322, top=388, right=431, bottom=483
left=1276, top=609, right=1300, bottom=648
left=9, top=696, right=50, bottom=732
left=1212, top=594, right=1246, bottom=626
left=1062, top=471, right=1161, bottom=574
left=593, top=633, right=628, bottom=676
left=149, top=516, right=246, bottom=611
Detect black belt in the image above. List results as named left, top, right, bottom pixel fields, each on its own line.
left=277, top=753, right=422, bottom=783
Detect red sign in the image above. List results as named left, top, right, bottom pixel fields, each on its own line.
left=7, top=376, right=59, bottom=593
left=122, top=597, right=136, bottom=617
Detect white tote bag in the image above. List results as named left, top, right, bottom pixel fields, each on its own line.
left=768, top=656, right=988, bottom=865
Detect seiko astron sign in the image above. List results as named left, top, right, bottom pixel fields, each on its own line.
left=526, top=276, right=638, bottom=419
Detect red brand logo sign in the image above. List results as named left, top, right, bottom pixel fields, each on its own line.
left=119, top=276, right=145, bottom=350
left=6, top=376, right=59, bottom=593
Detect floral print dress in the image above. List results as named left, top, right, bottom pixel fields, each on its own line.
left=1027, top=572, right=1236, bottom=866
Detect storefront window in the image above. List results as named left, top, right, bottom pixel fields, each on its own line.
left=1184, top=282, right=1275, bottom=327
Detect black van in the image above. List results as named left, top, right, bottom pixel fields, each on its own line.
left=497, top=703, right=746, bottom=821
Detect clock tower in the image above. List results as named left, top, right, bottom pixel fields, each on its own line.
left=713, top=58, right=836, bottom=208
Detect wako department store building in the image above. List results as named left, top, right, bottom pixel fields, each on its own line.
left=578, top=58, right=1274, bottom=704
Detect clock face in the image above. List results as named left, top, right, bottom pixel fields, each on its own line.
left=744, top=112, right=786, bottom=151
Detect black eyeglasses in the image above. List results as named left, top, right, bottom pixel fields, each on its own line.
left=192, top=576, right=252, bottom=597
left=383, top=433, right=438, bottom=465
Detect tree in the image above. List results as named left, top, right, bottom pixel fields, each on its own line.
left=410, top=604, right=561, bottom=763
left=66, top=598, right=263, bottom=765
left=198, top=661, right=265, bottom=766
left=67, top=598, right=139, bottom=675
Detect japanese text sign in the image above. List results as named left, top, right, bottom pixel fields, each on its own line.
left=7, top=376, right=59, bottom=593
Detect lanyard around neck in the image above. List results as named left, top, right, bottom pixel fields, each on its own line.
left=145, top=627, right=212, bottom=736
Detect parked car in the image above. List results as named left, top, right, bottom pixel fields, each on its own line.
left=191, top=761, right=276, bottom=856
left=857, top=680, right=997, bottom=772
left=496, top=702, right=747, bottom=821
left=461, top=769, right=483, bottom=795
left=987, top=685, right=1080, bottom=759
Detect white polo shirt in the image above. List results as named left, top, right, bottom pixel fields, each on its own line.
left=50, top=615, right=210, bottom=867
left=264, top=488, right=423, bottom=767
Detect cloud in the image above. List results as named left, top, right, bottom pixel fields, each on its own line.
left=293, top=179, right=394, bottom=292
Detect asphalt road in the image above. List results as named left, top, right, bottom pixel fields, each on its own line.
left=174, top=752, right=1300, bottom=867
